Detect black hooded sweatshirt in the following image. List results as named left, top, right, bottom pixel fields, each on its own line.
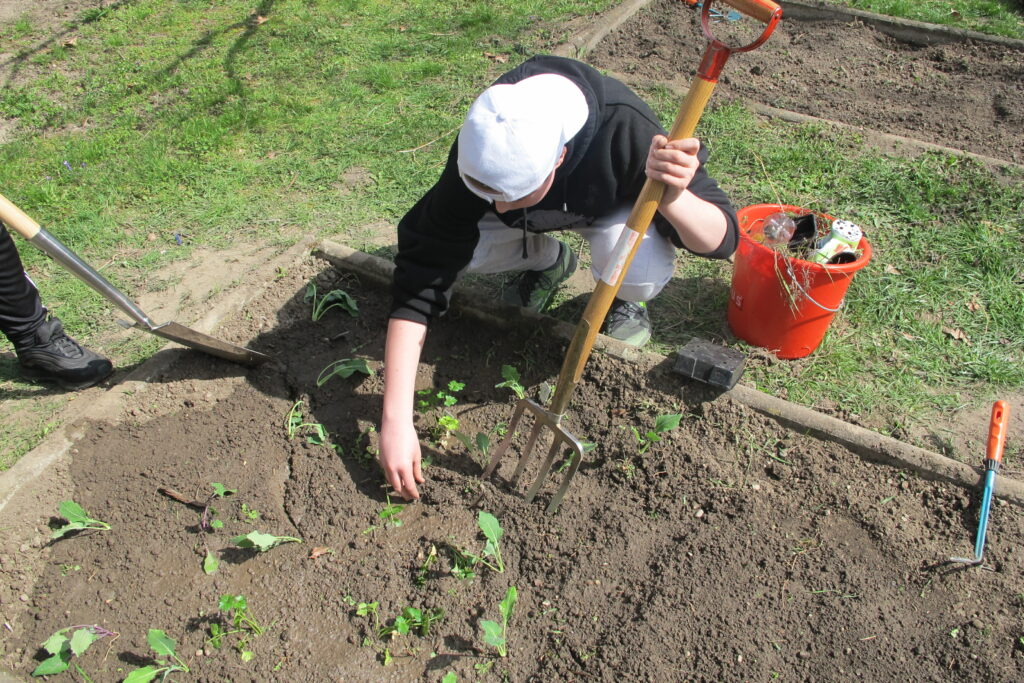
left=391, top=55, right=738, bottom=326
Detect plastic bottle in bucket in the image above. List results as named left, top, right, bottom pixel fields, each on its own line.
left=727, top=204, right=872, bottom=359
left=762, top=212, right=796, bottom=248
left=808, top=219, right=862, bottom=264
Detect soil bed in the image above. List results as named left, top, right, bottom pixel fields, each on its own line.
left=2, top=256, right=1023, bottom=681
left=587, top=0, right=1024, bottom=164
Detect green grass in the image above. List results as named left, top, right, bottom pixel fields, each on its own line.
left=831, top=0, right=1024, bottom=39
left=0, top=0, right=1021, bottom=463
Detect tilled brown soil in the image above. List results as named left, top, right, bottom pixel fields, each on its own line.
left=3, top=258, right=1023, bottom=682
left=588, top=0, right=1024, bottom=164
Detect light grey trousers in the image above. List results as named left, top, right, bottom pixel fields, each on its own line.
left=464, top=205, right=676, bottom=303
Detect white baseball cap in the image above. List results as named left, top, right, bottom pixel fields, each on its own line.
left=457, top=73, right=588, bottom=202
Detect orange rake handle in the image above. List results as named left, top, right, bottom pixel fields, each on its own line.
left=547, top=0, right=781, bottom=417
left=987, top=400, right=1008, bottom=466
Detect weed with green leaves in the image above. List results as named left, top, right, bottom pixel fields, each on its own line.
left=50, top=501, right=110, bottom=540
left=31, top=625, right=118, bottom=677
left=630, top=413, right=682, bottom=454
left=203, top=482, right=235, bottom=531
left=495, top=364, right=526, bottom=399
left=431, top=414, right=460, bottom=446
left=231, top=530, right=302, bottom=551
left=480, top=586, right=518, bottom=657
left=451, top=511, right=505, bottom=579
left=123, top=629, right=190, bottom=682
left=285, top=400, right=329, bottom=445
left=305, top=283, right=358, bottom=321
left=209, top=594, right=265, bottom=662
left=317, top=358, right=373, bottom=387
left=379, top=607, right=445, bottom=639
left=414, top=544, right=439, bottom=586
left=378, top=495, right=404, bottom=528
left=416, top=380, right=464, bottom=411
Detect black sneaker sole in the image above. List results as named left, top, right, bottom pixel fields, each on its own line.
left=20, top=364, right=114, bottom=391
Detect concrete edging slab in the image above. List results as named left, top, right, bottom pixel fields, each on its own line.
left=316, top=240, right=1024, bottom=507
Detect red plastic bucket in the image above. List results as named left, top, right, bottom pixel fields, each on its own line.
left=727, top=204, right=872, bottom=359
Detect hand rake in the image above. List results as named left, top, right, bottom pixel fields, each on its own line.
left=949, top=400, right=1010, bottom=568
left=482, top=0, right=783, bottom=513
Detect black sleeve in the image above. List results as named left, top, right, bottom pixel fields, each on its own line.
left=390, top=142, right=489, bottom=325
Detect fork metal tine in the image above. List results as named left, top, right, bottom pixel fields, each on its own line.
left=482, top=397, right=586, bottom=511
left=510, top=420, right=544, bottom=485
left=524, top=438, right=564, bottom=503
left=482, top=398, right=528, bottom=477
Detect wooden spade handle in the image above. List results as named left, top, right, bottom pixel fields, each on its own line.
left=0, top=192, right=42, bottom=239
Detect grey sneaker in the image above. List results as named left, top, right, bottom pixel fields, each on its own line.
left=603, top=299, right=651, bottom=347
left=502, top=241, right=578, bottom=313
left=15, top=317, right=113, bottom=391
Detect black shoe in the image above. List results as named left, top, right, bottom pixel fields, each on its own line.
left=15, top=317, right=113, bottom=390
left=603, top=298, right=651, bottom=347
left=502, top=241, right=578, bottom=313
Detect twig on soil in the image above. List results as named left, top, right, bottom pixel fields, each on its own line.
left=157, top=487, right=205, bottom=510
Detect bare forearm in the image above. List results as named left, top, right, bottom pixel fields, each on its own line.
left=379, top=317, right=428, bottom=500
left=383, top=317, right=427, bottom=421
left=658, top=189, right=728, bottom=255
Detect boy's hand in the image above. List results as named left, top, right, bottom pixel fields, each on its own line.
left=379, top=418, right=424, bottom=500
left=646, top=135, right=701, bottom=204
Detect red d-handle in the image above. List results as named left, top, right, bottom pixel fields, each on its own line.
left=680, top=0, right=782, bottom=27
left=987, top=400, right=1009, bottom=465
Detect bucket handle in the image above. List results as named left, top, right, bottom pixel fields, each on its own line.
left=781, top=256, right=844, bottom=313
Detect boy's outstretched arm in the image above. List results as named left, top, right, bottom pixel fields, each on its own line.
left=379, top=317, right=428, bottom=500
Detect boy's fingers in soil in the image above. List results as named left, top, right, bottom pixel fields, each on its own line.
left=386, top=473, right=420, bottom=500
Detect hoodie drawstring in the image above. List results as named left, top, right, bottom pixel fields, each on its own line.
left=521, top=208, right=529, bottom=259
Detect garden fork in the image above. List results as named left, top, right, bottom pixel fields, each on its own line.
left=482, top=0, right=783, bottom=513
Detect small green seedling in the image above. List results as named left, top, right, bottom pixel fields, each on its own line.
left=480, top=586, right=517, bottom=658
left=203, top=483, right=235, bottom=531
left=431, top=414, right=460, bottom=445
left=414, top=544, right=438, bottom=586
left=31, top=625, right=117, bottom=677
left=203, top=551, right=219, bottom=575
left=349, top=423, right=379, bottom=464
left=305, top=283, right=358, bottom=321
left=231, top=530, right=302, bottom=552
left=355, top=602, right=393, bottom=666
left=416, top=380, right=464, bottom=411
left=555, top=440, right=596, bottom=474
left=210, top=483, right=235, bottom=497
left=285, top=400, right=329, bottom=444
left=494, top=365, right=526, bottom=400
left=631, top=413, right=682, bottom=454
left=452, top=511, right=505, bottom=578
left=123, top=629, right=190, bottom=682
left=454, top=430, right=492, bottom=459
left=378, top=496, right=404, bottom=528
left=209, top=594, right=265, bottom=661
left=379, top=607, right=445, bottom=639
left=240, top=503, right=261, bottom=521
left=442, top=672, right=458, bottom=683
left=51, top=500, right=111, bottom=539
left=316, top=358, right=373, bottom=387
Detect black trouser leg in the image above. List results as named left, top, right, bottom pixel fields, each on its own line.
left=0, top=221, right=46, bottom=346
